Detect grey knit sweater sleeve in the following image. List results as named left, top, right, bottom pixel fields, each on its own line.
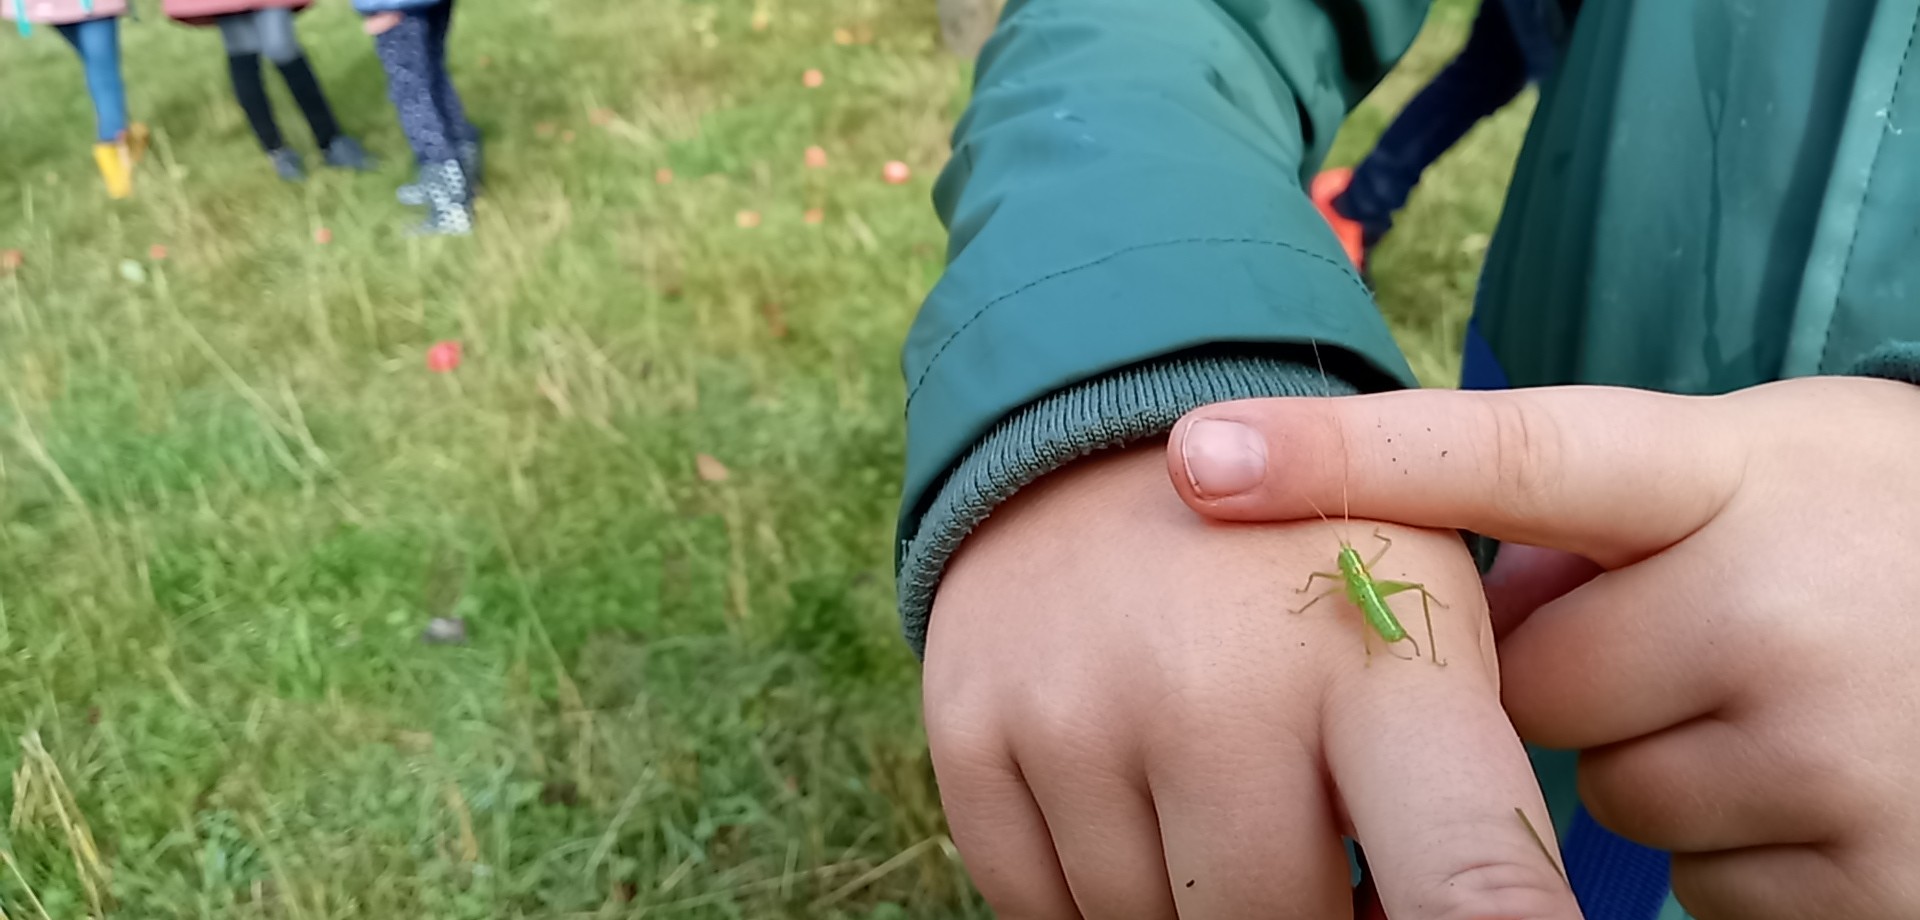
left=895, top=355, right=1357, bottom=658
left=1848, top=341, right=1920, bottom=387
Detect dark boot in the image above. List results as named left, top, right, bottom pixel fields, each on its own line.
left=268, top=147, right=306, bottom=182
left=321, top=135, right=377, bottom=172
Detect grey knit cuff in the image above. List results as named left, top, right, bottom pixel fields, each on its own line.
left=896, top=354, right=1358, bottom=658
left=1846, top=341, right=1920, bottom=386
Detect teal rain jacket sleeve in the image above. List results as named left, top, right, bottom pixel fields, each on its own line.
left=896, top=0, right=1437, bottom=654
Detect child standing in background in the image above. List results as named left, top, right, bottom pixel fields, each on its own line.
left=162, top=0, right=375, bottom=181
left=4, top=0, right=149, bottom=198
left=356, top=0, right=480, bottom=236
left=1310, top=0, right=1584, bottom=275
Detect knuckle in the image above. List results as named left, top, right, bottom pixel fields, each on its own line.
left=1574, top=763, right=1648, bottom=841
left=1012, top=684, right=1128, bottom=767
left=1484, top=396, right=1566, bottom=522
left=1416, top=861, right=1572, bottom=920
left=923, top=693, right=996, bottom=754
left=921, top=675, right=1008, bottom=771
left=922, top=706, right=1006, bottom=786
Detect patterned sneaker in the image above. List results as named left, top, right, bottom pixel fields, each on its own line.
left=402, top=133, right=482, bottom=206
left=396, top=164, right=428, bottom=206
left=457, top=134, right=483, bottom=190
left=408, top=159, right=474, bottom=236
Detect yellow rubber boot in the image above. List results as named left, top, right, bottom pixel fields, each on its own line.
left=93, top=142, right=133, bottom=199
left=125, top=123, right=151, bottom=164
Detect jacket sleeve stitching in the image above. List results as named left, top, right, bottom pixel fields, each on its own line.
left=904, top=236, right=1368, bottom=407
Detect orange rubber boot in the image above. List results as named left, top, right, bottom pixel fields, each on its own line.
left=1309, top=167, right=1368, bottom=275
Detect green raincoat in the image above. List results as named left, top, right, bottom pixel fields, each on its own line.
left=898, top=1, right=1920, bottom=916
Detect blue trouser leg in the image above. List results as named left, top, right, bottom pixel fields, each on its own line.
left=1334, top=0, right=1530, bottom=242
left=56, top=17, right=129, bottom=142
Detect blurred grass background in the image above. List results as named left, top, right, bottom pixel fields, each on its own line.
left=0, top=0, right=1529, bottom=915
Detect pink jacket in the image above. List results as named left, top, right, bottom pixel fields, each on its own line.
left=161, top=0, right=310, bottom=26
left=2, top=0, right=129, bottom=25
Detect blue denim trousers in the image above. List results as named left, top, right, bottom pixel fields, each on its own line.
left=55, top=16, right=128, bottom=142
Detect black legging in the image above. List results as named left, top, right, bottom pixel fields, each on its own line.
left=217, top=8, right=340, bottom=150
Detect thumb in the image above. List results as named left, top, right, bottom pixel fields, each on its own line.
left=1165, top=386, right=1747, bottom=568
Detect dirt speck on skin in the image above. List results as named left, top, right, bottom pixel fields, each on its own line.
left=1186, top=879, right=1196, bottom=888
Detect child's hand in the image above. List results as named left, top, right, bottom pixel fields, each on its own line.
left=925, top=444, right=1584, bottom=919
left=1168, top=375, right=1920, bottom=919
left=363, top=11, right=403, bottom=35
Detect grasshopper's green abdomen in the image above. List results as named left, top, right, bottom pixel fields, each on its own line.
left=1338, top=545, right=1409, bottom=644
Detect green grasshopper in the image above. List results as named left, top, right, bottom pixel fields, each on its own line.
left=1291, top=341, right=1449, bottom=666
left=1291, top=517, right=1448, bottom=666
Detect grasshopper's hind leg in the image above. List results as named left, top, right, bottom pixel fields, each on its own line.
left=1374, top=580, right=1450, bottom=667
left=1418, top=588, right=1445, bottom=667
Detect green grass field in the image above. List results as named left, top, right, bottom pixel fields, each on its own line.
left=0, top=0, right=1529, bottom=915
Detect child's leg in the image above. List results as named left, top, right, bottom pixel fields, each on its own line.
left=217, top=12, right=286, bottom=152
left=375, top=12, right=471, bottom=233
left=254, top=7, right=342, bottom=149
left=374, top=13, right=457, bottom=164
left=422, top=0, right=476, bottom=142
left=1333, top=0, right=1529, bottom=242
left=55, top=17, right=129, bottom=143
left=1498, top=0, right=1568, bottom=83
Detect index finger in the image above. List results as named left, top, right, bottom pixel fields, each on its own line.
left=1165, top=387, right=1744, bottom=568
left=1312, top=525, right=1585, bottom=920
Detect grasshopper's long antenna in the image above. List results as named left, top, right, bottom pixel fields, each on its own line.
left=1306, top=339, right=1349, bottom=540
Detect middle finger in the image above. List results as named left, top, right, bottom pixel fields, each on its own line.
left=1017, top=714, right=1179, bottom=920
left=1149, top=709, right=1352, bottom=919
left=1499, top=546, right=1743, bottom=750
left=1579, top=715, right=1858, bottom=853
